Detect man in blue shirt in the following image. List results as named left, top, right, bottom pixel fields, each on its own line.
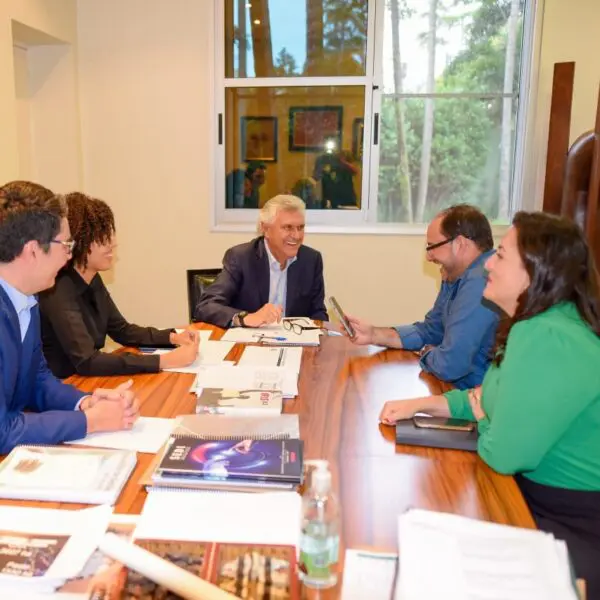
left=348, top=204, right=499, bottom=389
left=0, top=180, right=140, bottom=453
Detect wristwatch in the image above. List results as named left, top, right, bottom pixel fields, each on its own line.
left=234, top=311, right=249, bottom=327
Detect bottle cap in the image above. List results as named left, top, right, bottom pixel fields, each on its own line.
left=305, top=459, right=331, bottom=495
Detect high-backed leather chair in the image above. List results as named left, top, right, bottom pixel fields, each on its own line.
left=186, top=268, right=222, bottom=322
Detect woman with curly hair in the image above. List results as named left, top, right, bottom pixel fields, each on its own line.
left=39, top=192, right=198, bottom=377
left=379, top=211, right=600, bottom=597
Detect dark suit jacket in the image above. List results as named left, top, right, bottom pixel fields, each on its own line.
left=39, top=268, right=173, bottom=378
left=195, top=237, right=329, bottom=328
left=0, top=286, right=87, bottom=454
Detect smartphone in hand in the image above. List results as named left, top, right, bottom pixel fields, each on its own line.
left=328, top=296, right=356, bottom=338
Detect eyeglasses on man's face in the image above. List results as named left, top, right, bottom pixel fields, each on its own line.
left=425, top=236, right=456, bottom=253
left=282, top=318, right=320, bottom=335
left=50, top=239, right=75, bottom=253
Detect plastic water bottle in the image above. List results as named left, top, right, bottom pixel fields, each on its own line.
left=299, top=460, right=340, bottom=589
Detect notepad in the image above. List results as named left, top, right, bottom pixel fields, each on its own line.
left=66, top=417, right=175, bottom=453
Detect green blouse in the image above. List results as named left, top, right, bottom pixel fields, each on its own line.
left=445, top=302, right=600, bottom=490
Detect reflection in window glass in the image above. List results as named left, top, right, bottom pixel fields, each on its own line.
left=225, top=0, right=368, bottom=78
left=224, top=86, right=365, bottom=210
left=378, top=0, right=525, bottom=224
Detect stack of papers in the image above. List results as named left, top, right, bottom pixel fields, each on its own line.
left=396, top=509, right=578, bottom=600
left=191, top=364, right=299, bottom=398
left=221, top=318, right=322, bottom=346
left=0, top=505, right=111, bottom=596
left=237, top=345, right=303, bottom=372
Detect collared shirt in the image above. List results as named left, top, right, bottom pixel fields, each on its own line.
left=263, top=240, right=297, bottom=317
left=38, top=267, right=173, bottom=378
left=395, top=250, right=499, bottom=389
left=0, top=278, right=38, bottom=341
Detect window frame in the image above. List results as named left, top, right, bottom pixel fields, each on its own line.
left=212, top=0, right=542, bottom=235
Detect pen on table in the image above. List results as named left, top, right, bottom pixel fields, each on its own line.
left=276, top=348, right=284, bottom=366
left=252, top=335, right=287, bottom=342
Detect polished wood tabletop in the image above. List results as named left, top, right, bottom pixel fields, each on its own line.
left=0, top=324, right=535, bottom=596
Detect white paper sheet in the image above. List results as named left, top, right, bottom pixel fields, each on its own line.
left=154, top=340, right=236, bottom=373
left=396, top=509, right=578, bottom=600
left=342, top=549, right=397, bottom=600
left=136, top=489, right=301, bottom=547
left=0, top=505, right=111, bottom=589
left=237, top=345, right=303, bottom=373
left=66, top=417, right=175, bottom=453
left=191, top=365, right=299, bottom=398
left=220, top=318, right=321, bottom=346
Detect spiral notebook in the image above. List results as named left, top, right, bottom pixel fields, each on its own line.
left=156, top=436, right=304, bottom=484
left=141, top=414, right=301, bottom=492
left=175, top=413, right=300, bottom=439
left=0, top=445, right=136, bottom=504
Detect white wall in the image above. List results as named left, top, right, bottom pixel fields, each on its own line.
left=0, top=0, right=591, bottom=329
left=0, top=0, right=81, bottom=190
left=13, top=44, right=35, bottom=179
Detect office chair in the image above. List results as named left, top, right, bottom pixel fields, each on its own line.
left=186, top=268, right=222, bottom=322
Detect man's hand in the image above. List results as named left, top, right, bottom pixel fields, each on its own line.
left=84, top=379, right=136, bottom=411
left=419, top=344, right=434, bottom=357
left=244, top=303, right=283, bottom=328
left=169, top=329, right=197, bottom=346
left=160, top=332, right=200, bottom=369
left=345, top=315, right=374, bottom=345
left=84, top=399, right=138, bottom=434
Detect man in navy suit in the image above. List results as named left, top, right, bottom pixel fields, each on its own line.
left=195, top=194, right=328, bottom=328
left=0, top=181, right=140, bottom=454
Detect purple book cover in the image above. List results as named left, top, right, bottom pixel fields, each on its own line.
left=157, top=437, right=303, bottom=483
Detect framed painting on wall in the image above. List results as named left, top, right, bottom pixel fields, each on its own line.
left=241, top=116, right=278, bottom=163
left=288, top=106, right=343, bottom=152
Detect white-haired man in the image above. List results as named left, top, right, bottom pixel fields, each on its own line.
left=195, top=195, right=328, bottom=328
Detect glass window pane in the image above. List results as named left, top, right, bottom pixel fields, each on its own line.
left=382, top=0, right=525, bottom=94
left=377, top=96, right=519, bottom=223
left=224, top=86, right=365, bottom=210
left=225, top=0, right=369, bottom=78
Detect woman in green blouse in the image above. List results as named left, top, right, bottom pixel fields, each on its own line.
left=380, top=212, right=600, bottom=598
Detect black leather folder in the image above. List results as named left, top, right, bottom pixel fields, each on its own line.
left=395, top=418, right=479, bottom=451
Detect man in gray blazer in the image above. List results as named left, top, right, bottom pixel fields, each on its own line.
left=195, top=195, right=328, bottom=328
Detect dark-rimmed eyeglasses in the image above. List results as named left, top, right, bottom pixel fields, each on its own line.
left=282, top=318, right=321, bottom=335
left=425, top=237, right=456, bottom=253
left=50, top=239, right=75, bottom=253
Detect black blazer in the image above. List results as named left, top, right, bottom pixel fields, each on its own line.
left=195, top=237, right=329, bottom=328
left=39, top=268, right=174, bottom=378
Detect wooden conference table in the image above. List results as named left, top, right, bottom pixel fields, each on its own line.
left=1, top=323, right=535, bottom=596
